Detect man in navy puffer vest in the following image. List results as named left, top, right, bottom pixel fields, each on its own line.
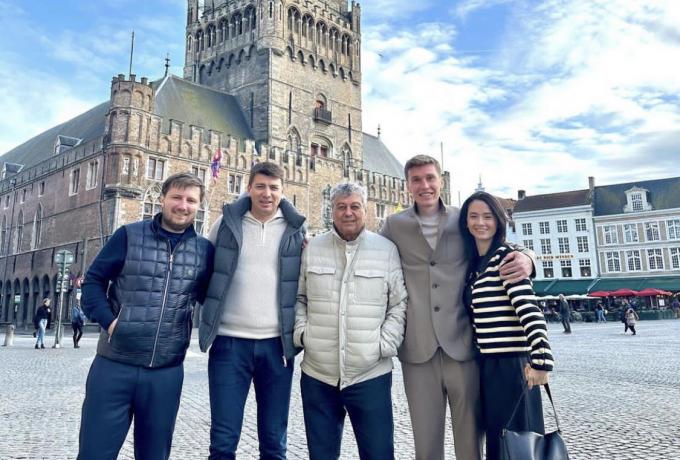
left=199, top=162, right=305, bottom=459
left=78, top=173, right=214, bottom=460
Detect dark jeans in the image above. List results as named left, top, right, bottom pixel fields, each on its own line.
left=561, top=315, right=571, bottom=333
left=208, top=336, right=294, bottom=460
left=78, top=355, right=184, bottom=460
left=72, top=322, right=83, bottom=346
left=300, top=372, right=394, bottom=460
left=480, top=355, right=545, bottom=460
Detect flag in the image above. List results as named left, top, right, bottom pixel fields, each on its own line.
left=210, top=148, right=222, bottom=182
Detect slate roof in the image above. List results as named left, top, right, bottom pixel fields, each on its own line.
left=514, top=189, right=591, bottom=213
left=152, top=75, right=253, bottom=140
left=0, top=102, right=109, bottom=170
left=593, top=176, right=680, bottom=216
left=362, top=133, right=404, bottom=179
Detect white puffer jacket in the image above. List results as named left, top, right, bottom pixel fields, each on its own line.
left=294, top=229, right=407, bottom=389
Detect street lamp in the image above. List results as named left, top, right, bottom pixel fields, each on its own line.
left=52, top=249, right=74, bottom=348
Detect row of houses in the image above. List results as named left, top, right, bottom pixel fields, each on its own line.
left=506, top=176, right=680, bottom=296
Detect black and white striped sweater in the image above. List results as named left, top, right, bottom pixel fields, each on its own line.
left=469, top=244, right=554, bottom=371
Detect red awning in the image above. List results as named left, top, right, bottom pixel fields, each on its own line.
left=589, top=291, right=611, bottom=297
left=637, top=288, right=672, bottom=296
left=610, top=288, right=639, bottom=297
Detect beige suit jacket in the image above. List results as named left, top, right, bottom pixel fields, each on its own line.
left=381, top=203, right=476, bottom=364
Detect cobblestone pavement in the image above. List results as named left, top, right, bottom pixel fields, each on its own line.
left=2, top=320, right=679, bottom=459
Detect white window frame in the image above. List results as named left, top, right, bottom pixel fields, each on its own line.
left=575, top=218, right=587, bottom=232
left=624, top=224, right=639, bottom=243
left=542, top=260, right=554, bottom=278
left=577, top=236, right=589, bottom=253
left=579, top=259, right=591, bottom=277
left=647, top=248, right=664, bottom=271
left=631, top=192, right=643, bottom=212
left=522, top=223, right=533, bottom=236
left=645, top=222, right=660, bottom=242
left=539, top=221, right=550, bottom=235
left=560, top=260, right=572, bottom=278
left=605, top=251, right=621, bottom=273
left=558, top=237, right=570, bottom=254
left=523, top=240, right=534, bottom=251
left=228, top=174, right=243, bottom=194
left=667, top=219, right=680, bottom=240
left=626, top=250, right=642, bottom=272
left=603, top=225, right=618, bottom=245
left=670, top=248, right=680, bottom=270
left=540, top=238, right=552, bottom=255
left=557, top=220, right=568, bottom=233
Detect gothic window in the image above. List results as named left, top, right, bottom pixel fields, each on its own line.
left=142, top=184, right=162, bottom=220
left=342, top=145, right=352, bottom=178
left=69, top=168, right=80, bottom=195
left=287, top=129, right=301, bottom=153
left=14, top=210, right=23, bottom=254
left=86, top=160, right=99, bottom=190
left=147, top=157, right=165, bottom=181
left=31, top=205, right=42, bottom=250
left=647, top=249, right=664, bottom=270
left=0, top=216, right=6, bottom=255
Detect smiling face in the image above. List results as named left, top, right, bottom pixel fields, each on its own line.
left=248, top=173, right=283, bottom=222
left=406, top=163, right=442, bottom=213
left=466, top=199, right=499, bottom=247
left=159, top=185, right=201, bottom=233
left=333, top=193, right=366, bottom=241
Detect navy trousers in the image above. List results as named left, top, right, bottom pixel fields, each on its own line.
left=208, top=336, right=294, bottom=460
left=300, top=372, right=394, bottom=460
left=480, top=355, right=545, bottom=460
left=78, top=355, right=184, bottom=460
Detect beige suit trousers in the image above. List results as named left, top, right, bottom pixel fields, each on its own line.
left=402, top=349, right=483, bottom=460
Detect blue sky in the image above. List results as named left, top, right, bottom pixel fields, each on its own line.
left=1, top=0, right=679, bottom=201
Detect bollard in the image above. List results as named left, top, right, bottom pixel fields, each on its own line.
left=3, top=324, right=15, bottom=347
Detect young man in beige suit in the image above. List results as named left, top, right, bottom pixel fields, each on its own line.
left=380, top=155, right=534, bottom=460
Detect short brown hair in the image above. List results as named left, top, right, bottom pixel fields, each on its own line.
left=404, top=155, right=441, bottom=180
left=248, top=161, right=284, bottom=186
left=161, top=172, right=205, bottom=202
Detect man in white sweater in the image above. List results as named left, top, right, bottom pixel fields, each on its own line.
left=199, top=162, right=306, bottom=460
left=294, top=183, right=408, bottom=460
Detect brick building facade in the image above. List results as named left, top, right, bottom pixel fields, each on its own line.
left=0, top=0, right=451, bottom=327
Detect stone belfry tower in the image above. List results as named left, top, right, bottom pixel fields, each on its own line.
left=184, top=0, right=363, bottom=169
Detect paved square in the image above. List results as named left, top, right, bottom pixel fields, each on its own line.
left=1, top=320, right=679, bottom=459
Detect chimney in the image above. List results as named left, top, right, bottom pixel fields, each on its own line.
left=518, top=190, right=526, bottom=200
left=588, top=176, right=595, bottom=193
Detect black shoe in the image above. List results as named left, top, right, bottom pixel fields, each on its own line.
left=40, top=344, right=45, bottom=349
left=35, top=344, right=39, bottom=349
left=74, top=345, right=80, bottom=348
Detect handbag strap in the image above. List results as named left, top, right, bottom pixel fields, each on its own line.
left=504, top=383, right=562, bottom=432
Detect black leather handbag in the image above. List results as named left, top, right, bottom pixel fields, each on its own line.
left=499, top=384, right=570, bottom=460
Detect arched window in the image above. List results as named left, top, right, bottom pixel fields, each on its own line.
left=195, top=201, right=208, bottom=235
left=14, top=210, right=23, bottom=254
left=342, top=145, right=352, bottom=177
left=142, top=184, right=162, bottom=220
left=287, top=129, right=301, bottom=153
left=31, top=205, right=42, bottom=250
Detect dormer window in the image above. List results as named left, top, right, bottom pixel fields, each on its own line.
left=624, top=187, right=652, bottom=213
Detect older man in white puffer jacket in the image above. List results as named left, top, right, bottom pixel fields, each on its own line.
left=294, top=182, right=407, bottom=460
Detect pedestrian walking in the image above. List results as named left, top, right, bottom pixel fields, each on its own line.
left=559, top=294, right=572, bottom=333
left=77, top=172, right=214, bottom=460
left=199, top=162, right=306, bottom=459
left=70, top=298, right=86, bottom=348
left=294, top=183, right=407, bottom=459
left=595, top=302, right=606, bottom=323
left=626, top=307, right=640, bottom=335
left=460, top=192, right=553, bottom=460
left=672, top=298, right=680, bottom=319
left=33, top=298, right=51, bottom=349
left=379, top=155, right=535, bottom=460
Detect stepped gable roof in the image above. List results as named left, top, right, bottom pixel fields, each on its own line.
left=362, top=133, right=404, bottom=179
left=152, top=75, right=254, bottom=141
left=514, top=189, right=590, bottom=213
left=594, top=176, right=680, bottom=216
left=0, top=102, right=108, bottom=169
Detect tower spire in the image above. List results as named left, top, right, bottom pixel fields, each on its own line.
left=164, top=54, right=171, bottom=77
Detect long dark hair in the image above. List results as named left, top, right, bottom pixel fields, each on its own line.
left=459, top=191, right=508, bottom=260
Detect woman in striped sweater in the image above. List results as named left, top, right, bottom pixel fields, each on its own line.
left=459, top=191, right=554, bottom=460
